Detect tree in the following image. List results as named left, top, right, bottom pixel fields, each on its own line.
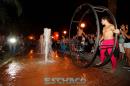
left=0, top=0, right=22, bottom=24
left=108, top=0, right=117, bottom=16
left=0, top=0, right=22, bottom=33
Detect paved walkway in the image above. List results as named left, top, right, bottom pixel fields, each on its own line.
left=0, top=52, right=130, bottom=86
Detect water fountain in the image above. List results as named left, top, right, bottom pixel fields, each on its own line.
left=43, top=28, right=54, bottom=63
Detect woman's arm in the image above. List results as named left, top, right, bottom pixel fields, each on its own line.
left=111, top=25, right=120, bottom=34
left=124, top=33, right=130, bottom=39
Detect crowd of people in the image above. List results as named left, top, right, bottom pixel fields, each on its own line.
left=0, top=33, right=30, bottom=57
left=119, top=24, right=130, bottom=70
left=54, top=16, right=129, bottom=73
left=0, top=16, right=129, bottom=73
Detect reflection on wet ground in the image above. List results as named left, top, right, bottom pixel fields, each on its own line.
left=0, top=51, right=130, bottom=86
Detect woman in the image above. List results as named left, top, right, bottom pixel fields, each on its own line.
left=119, top=24, right=125, bottom=60
left=97, top=16, right=119, bottom=73
left=121, top=24, right=130, bottom=69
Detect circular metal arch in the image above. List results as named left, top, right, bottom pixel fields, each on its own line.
left=69, top=3, right=118, bottom=67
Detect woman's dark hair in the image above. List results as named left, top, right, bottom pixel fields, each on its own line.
left=102, top=16, right=113, bottom=24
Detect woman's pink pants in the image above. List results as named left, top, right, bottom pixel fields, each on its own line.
left=100, top=39, right=117, bottom=70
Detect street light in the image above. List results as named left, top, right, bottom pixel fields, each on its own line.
left=7, top=36, right=18, bottom=54
left=56, top=34, right=59, bottom=37
left=80, top=22, right=86, bottom=28
left=53, top=32, right=59, bottom=41
left=28, top=36, right=34, bottom=40
left=7, top=37, right=17, bottom=44
left=63, top=30, right=67, bottom=35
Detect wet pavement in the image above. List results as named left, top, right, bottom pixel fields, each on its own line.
left=0, top=51, right=130, bottom=86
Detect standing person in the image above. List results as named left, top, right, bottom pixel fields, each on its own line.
left=60, top=38, right=67, bottom=56
left=118, top=24, right=125, bottom=60
left=76, top=26, right=86, bottom=42
left=97, top=16, right=120, bottom=73
left=121, top=24, right=130, bottom=69
left=75, top=26, right=87, bottom=51
left=39, top=34, right=44, bottom=54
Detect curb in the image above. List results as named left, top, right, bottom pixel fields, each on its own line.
left=0, top=58, right=13, bottom=68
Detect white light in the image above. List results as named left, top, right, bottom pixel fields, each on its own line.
left=63, top=31, right=67, bottom=35
left=80, top=23, right=86, bottom=28
left=8, top=37, right=17, bottom=44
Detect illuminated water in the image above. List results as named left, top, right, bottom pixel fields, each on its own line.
left=43, top=28, right=54, bottom=63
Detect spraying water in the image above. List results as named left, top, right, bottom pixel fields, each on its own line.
left=43, top=28, right=54, bottom=63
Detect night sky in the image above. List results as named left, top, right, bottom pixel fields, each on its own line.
left=1, top=0, right=129, bottom=36
left=18, top=0, right=108, bottom=35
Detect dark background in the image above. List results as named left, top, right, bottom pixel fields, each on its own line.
left=0, top=0, right=129, bottom=37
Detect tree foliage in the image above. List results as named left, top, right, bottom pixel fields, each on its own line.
left=0, top=0, right=22, bottom=24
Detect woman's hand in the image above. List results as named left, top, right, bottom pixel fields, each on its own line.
left=114, top=29, right=120, bottom=34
